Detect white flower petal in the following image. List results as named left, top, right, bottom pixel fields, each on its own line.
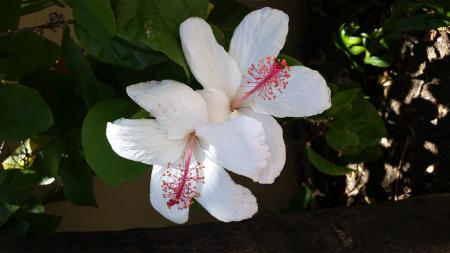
left=106, top=119, right=186, bottom=165
left=150, top=165, right=190, bottom=224
left=229, top=7, right=289, bottom=74
left=127, top=80, right=208, bottom=139
left=238, top=66, right=331, bottom=117
left=180, top=18, right=241, bottom=98
left=196, top=157, right=258, bottom=222
left=195, top=112, right=270, bottom=178
left=197, top=89, right=231, bottom=123
left=239, top=108, right=286, bottom=183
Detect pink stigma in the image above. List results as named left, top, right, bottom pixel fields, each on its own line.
left=161, top=136, right=204, bottom=210
left=232, top=56, right=290, bottom=109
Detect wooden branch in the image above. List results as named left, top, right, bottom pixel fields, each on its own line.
left=2, top=194, right=450, bottom=252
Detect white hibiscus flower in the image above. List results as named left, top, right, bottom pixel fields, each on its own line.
left=106, top=80, right=270, bottom=223
left=180, top=7, right=331, bottom=184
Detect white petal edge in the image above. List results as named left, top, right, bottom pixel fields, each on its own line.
left=239, top=108, right=286, bottom=183
left=197, top=88, right=231, bottom=124
left=195, top=112, right=270, bottom=178
left=180, top=18, right=242, bottom=98
left=150, top=165, right=189, bottom=224
left=106, top=118, right=186, bottom=165
left=229, top=7, right=289, bottom=74
left=126, top=80, right=208, bottom=139
left=195, top=157, right=258, bottom=222
left=241, top=66, right=331, bottom=118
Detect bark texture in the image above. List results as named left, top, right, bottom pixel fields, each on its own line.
left=2, top=194, right=450, bottom=253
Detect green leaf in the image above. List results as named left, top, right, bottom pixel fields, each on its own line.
left=326, top=88, right=360, bottom=116
left=0, top=202, right=19, bottom=226
left=59, top=157, right=97, bottom=206
left=283, top=184, right=313, bottom=212
left=21, top=70, right=87, bottom=131
left=62, top=29, right=114, bottom=109
left=307, top=147, right=352, bottom=176
left=71, top=0, right=117, bottom=40
left=0, top=84, right=54, bottom=141
left=70, top=0, right=168, bottom=69
left=325, top=88, right=387, bottom=156
left=0, top=0, right=20, bottom=31
left=81, top=98, right=147, bottom=186
left=348, top=45, right=366, bottom=55
left=0, top=33, right=60, bottom=80
left=0, top=169, right=40, bottom=205
left=42, top=137, right=66, bottom=177
left=364, top=55, right=391, bottom=68
left=20, top=0, right=55, bottom=15
left=113, top=0, right=209, bottom=76
left=278, top=54, right=303, bottom=66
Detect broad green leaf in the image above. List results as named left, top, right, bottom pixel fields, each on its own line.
left=62, top=29, right=114, bottom=109
left=81, top=98, right=147, bottom=186
left=326, top=88, right=359, bottom=116
left=307, top=147, right=352, bottom=176
left=0, top=84, right=54, bottom=141
left=325, top=88, right=387, bottom=156
left=0, top=0, right=20, bottom=31
left=71, top=0, right=117, bottom=40
left=59, top=157, right=97, bottom=206
left=75, top=29, right=168, bottom=69
left=21, top=70, right=86, bottom=131
left=0, top=33, right=60, bottom=80
left=113, top=0, right=209, bottom=76
left=0, top=169, right=40, bottom=205
left=384, top=14, right=449, bottom=37
left=71, top=0, right=167, bottom=69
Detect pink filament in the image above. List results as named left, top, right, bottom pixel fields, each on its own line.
left=162, top=136, right=204, bottom=210
left=232, top=57, right=290, bottom=109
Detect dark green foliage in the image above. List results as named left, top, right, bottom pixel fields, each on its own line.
left=0, top=84, right=54, bottom=141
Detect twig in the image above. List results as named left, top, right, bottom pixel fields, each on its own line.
left=0, top=12, right=73, bottom=37
left=394, top=137, right=411, bottom=201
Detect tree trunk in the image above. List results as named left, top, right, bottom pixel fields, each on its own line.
left=2, top=194, right=450, bottom=252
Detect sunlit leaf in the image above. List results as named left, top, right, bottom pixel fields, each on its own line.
left=2, top=139, right=39, bottom=170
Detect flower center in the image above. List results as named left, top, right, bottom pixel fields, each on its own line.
left=231, top=56, right=290, bottom=109
left=161, top=135, right=204, bottom=210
